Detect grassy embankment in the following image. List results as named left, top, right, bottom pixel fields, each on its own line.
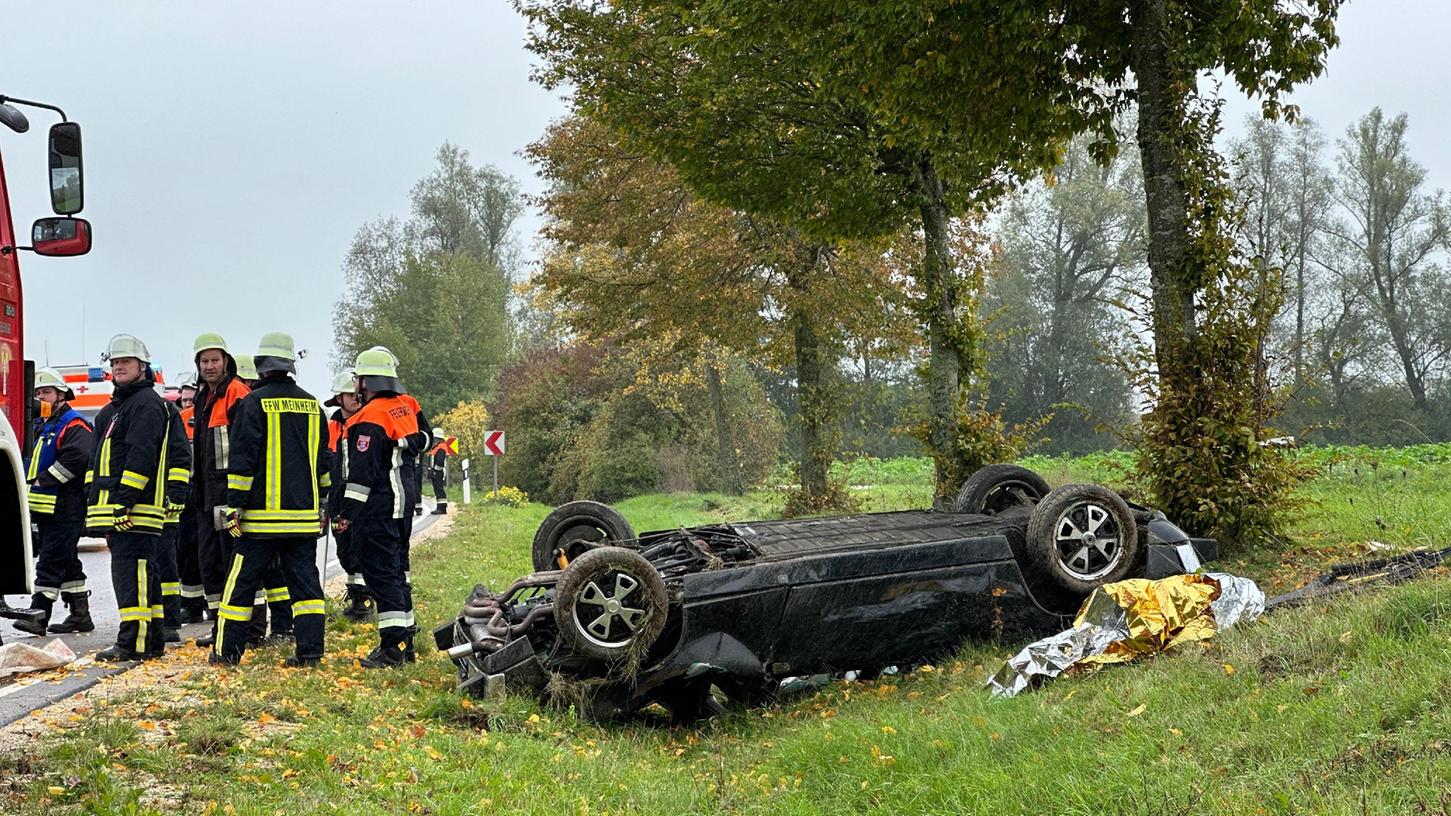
left=2, top=447, right=1449, bottom=814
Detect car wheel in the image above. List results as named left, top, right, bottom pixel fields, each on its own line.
left=554, top=546, right=668, bottom=664
left=954, top=464, right=1051, bottom=515
left=532, top=501, right=636, bottom=572
left=1025, top=484, right=1140, bottom=594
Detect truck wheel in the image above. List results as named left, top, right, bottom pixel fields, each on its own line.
left=554, top=546, right=667, bottom=664
left=1026, top=484, right=1140, bottom=594
left=954, top=464, right=1051, bottom=515
left=532, top=501, right=636, bottom=572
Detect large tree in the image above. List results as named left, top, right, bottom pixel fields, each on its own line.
left=333, top=145, right=520, bottom=409
left=1325, top=109, right=1450, bottom=414
left=516, top=0, right=1091, bottom=506
left=527, top=117, right=910, bottom=501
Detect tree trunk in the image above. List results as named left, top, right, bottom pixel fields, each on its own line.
left=704, top=350, right=741, bottom=495
left=1131, top=0, right=1197, bottom=371
left=789, top=248, right=831, bottom=502
left=912, top=156, right=964, bottom=510
left=1294, top=252, right=1306, bottom=384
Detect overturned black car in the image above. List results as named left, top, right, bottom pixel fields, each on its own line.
left=436, top=465, right=1215, bottom=719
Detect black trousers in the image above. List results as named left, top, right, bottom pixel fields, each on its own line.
left=197, top=509, right=231, bottom=614
left=177, top=505, right=206, bottom=612
left=214, top=536, right=324, bottom=663
left=248, top=558, right=294, bottom=639
left=31, top=514, right=87, bottom=603
left=353, top=517, right=410, bottom=647
left=334, top=526, right=369, bottom=597
left=110, top=531, right=164, bottom=657
left=156, top=523, right=181, bottom=628
left=429, top=470, right=447, bottom=502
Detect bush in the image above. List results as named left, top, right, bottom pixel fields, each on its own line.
left=481, top=485, right=530, bottom=508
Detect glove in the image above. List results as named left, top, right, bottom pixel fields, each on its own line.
left=221, top=507, right=242, bottom=539
left=114, top=507, right=135, bottom=531
left=331, top=517, right=350, bottom=534
left=164, top=504, right=183, bottom=523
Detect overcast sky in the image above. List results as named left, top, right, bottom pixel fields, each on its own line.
left=2, top=1, right=1446, bottom=401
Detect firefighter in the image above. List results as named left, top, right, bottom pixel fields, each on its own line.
left=211, top=333, right=330, bottom=667
left=427, top=427, right=449, bottom=515
left=235, top=353, right=258, bottom=386
left=232, top=351, right=295, bottom=642
left=156, top=394, right=193, bottom=642
left=324, top=370, right=370, bottom=621
left=86, top=335, right=171, bottom=661
left=190, top=333, right=251, bottom=647
left=13, top=368, right=95, bottom=636
left=174, top=372, right=207, bottom=623
left=335, top=347, right=419, bottom=668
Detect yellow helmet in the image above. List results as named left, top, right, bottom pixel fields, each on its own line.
left=34, top=367, right=75, bottom=400
left=255, top=332, right=297, bottom=376
left=330, top=371, right=357, bottom=395
left=108, top=333, right=151, bottom=364
left=235, top=353, right=258, bottom=381
left=353, top=347, right=398, bottom=378
left=193, top=332, right=229, bottom=356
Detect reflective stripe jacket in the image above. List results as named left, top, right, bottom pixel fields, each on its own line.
left=224, top=375, right=331, bottom=537
left=339, top=393, right=416, bottom=521
left=25, top=405, right=94, bottom=521
left=397, top=394, right=430, bottom=509
left=163, top=401, right=193, bottom=526
left=326, top=412, right=348, bottom=517
left=192, top=376, right=250, bottom=512
left=85, top=378, right=172, bottom=534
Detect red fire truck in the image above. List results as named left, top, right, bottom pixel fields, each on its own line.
left=0, top=94, right=92, bottom=612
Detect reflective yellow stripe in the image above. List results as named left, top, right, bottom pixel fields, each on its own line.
left=218, top=605, right=253, bottom=621
left=151, top=604, right=165, bottom=620
left=266, top=587, right=291, bottom=602
left=118, top=607, right=151, bottom=621
left=228, top=474, right=255, bottom=492
left=318, top=473, right=332, bottom=490
left=26, top=437, right=43, bottom=481
left=266, top=410, right=282, bottom=510
left=27, top=492, right=58, bottom=514
left=85, top=469, right=95, bottom=484
left=292, top=599, right=326, bottom=616
left=120, top=470, right=150, bottom=490
left=241, top=508, right=319, bottom=519
left=216, top=426, right=231, bottom=470
left=307, top=409, right=321, bottom=512
left=136, top=559, right=150, bottom=653
left=216, top=553, right=246, bottom=653
left=238, top=520, right=322, bottom=535
left=162, top=582, right=181, bottom=596
left=168, top=467, right=190, bottom=482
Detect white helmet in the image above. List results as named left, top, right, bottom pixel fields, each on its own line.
left=34, top=367, right=75, bottom=400
left=108, top=333, right=151, bottom=364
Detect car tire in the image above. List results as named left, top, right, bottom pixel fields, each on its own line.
left=554, top=546, right=668, bottom=664
left=1025, top=484, right=1140, bottom=595
left=954, top=464, right=1051, bottom=515
left=531, top=501, right=636, bottom=572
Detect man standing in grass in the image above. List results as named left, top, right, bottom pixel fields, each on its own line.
left=211, top=333, right=331, bottom=667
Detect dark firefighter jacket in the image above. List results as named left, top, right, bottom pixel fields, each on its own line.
left=326, top=410, right=350, bottom=518
left=192, top=375, right=250, bottom=512
left=26, top=404, right=95, bottom=521
left=338, top=393, right=416, bottom=522
left=225, top=374, right=332, bottom=537
left=85, top=377, right=173, bottom=534
left=163, top=401, right=193, bottom=526
left=397, top=394, right=430, bottom=509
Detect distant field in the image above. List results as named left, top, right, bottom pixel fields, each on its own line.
left=4, top=446, right=1449, bottom=814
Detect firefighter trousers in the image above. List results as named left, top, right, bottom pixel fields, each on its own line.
left=197, top=510, right=232, bottom=616
left=246, top=558, right=294, bottom=641
left=214, top=536, right=324, bottom=664
left=31, top=515, right=87, bottom=603
left=429, top=470, right=447, bottom=502
left=109, top=531, right=164, bottom=658
left=177, top=505, right=206, bottom=614
left=157, top=524, right=181, bottom=629
left=353, top=517, right=410, bottom=647
left=334, top=526, right=369, bottom=598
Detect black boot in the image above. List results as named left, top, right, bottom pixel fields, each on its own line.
left=178, top=601, right=205, bottom=625
left=402, top=627, right=418, bottom=663
left=342, top=588, right=373, bottom=622
left=12, top=595, right=52, bottom=636
left=430, top=502, right=448, bottom=515
left=47, top=592, right=94, bottom=634
left=359, top=642, right=407, bottom=669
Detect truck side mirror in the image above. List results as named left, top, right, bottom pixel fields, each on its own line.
left=31, top=217, right=92, bottom=256
left=0, top=103, right=29, bottom=134
left=48, top=122, right=83, bottom=215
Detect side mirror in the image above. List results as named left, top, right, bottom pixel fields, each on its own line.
left=31, top=217, right=92, bottom=257
left=48, top=122, right=83, bottom=215
left=0, top=103, right=29, bottom=134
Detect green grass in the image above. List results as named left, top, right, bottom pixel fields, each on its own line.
left=5, top=449, right=1451, bottom=814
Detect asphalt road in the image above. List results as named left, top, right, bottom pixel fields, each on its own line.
left=1, top=502, right=444, bottom=726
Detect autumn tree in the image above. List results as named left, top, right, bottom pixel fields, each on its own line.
left=527, top=117, right=910, bottom=503
left=516, top=1, right=1092, bottom=507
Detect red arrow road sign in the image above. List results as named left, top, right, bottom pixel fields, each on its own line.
left=483, top=430, right=506, bottom=457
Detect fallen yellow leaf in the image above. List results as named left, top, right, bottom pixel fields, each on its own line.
left=1126, top=704, right=1147, bottom=718
left=1223, top=663, right=1235, bottom=676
